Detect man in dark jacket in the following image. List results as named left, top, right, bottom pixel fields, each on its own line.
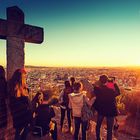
left=94, top=75, right=120, bottom=140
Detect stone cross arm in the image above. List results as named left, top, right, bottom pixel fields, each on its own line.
left=0, top=18, right=43, bottom=43
left=0, top=6, right=44, bottom=80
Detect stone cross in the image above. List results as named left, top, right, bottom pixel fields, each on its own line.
left=0, top=6, right=44, bottom=80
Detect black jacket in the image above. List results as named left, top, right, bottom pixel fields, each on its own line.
left=35, top=104, right=55, bottom=135
left=94, top=85, right=119, bottom=117
left=10, top=96, right=32, bottom=129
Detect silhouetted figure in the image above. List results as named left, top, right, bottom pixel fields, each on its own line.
left=106, top=77, right=120, bottom=133
left=9, top=68, right=32, bottom=140
left=69, top=82, right=88, bottom=140
left=35, top=96, right=58, bottom=140
left=70, top=77, right=75, bottom=119
left=31, top=91, right=43, bottom=114
left=0, top=66, right=7, bottom=140
left=93, top=75, right=120, bottom=140
left=70, top=77, right=75, bottom=90
left=31, top=91, right=44, bottom=128
left=59, top=80, right=73, bottom=132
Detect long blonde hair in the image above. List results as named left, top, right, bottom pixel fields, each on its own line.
left=9, top=68, right=28, bottom=97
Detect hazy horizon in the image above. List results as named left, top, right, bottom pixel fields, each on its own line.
left=2, top=64, right=140, bottom=70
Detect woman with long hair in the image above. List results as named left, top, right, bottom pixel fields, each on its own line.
left=31, top=91, right=43, bottom=128
left=9, top=68, right=32, bottom=140
left=9, top=68, right=28, bottom=97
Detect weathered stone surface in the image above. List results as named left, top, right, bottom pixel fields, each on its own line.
left=7, top=37, right=25, bottom=79
left=0, top=6, right=44, bottom=79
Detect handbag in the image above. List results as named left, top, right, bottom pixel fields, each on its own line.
left=81, top=96, right=94, bottom=122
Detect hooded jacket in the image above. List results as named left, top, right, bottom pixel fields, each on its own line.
left=68, top=92, right=84, bottom=117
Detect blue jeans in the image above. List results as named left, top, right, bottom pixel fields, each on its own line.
left=74, top=117, right=88, bottom=140
left=15, top=125, right=30, bottom=140
left=96, top=114, right=114, bottom=140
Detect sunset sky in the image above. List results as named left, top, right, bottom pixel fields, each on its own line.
left=0, top=0, right=140, bottom=67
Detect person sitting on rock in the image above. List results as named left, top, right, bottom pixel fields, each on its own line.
left=35, top=95, right=58, bottom=140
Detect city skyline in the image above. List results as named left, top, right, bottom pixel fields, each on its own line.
left=0, top=0, right=140, bottom=67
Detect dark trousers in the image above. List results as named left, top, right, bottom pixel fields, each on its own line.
left=15, top=125, right=29, bottom=140
left=96, top=114, right=114, bottom=140
left=74, top=117, right=88, bottom=140
left=60, top=107, right=71, bottom=129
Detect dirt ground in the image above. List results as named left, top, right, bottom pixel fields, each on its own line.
left=27, top=106, right=139, bottom=140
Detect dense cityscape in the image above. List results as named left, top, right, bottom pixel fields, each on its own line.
left=26, top=67, right=140, bottom=98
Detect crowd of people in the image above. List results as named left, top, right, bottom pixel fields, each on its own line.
left=0, top=65, right=121, bottom=140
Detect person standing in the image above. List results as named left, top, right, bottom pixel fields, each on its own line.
left=9, top=68, right=32, bottom=140
left=0, top=66, right=7, bottom=140
left=69, top=82, right=89, bottom=140
left=93, top=75, right=120, bottom=140
left=59, top=80, right=73, bottom=132
left=70, top=77, right=75, bottom=90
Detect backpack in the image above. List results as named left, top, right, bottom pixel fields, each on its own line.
left=81, top=96, right=94, bottom=122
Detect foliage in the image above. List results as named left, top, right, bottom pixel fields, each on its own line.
left=122, top=90, right=140, bottom=117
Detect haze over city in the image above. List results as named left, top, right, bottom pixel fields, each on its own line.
left=0, top=0, right=140, bottom=67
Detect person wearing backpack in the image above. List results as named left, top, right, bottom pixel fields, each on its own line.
left=69, top=82, right=90, bottom=140
left=70, top=77, right=75, bottom=90
left=59, top=80, right=73, bottom=132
